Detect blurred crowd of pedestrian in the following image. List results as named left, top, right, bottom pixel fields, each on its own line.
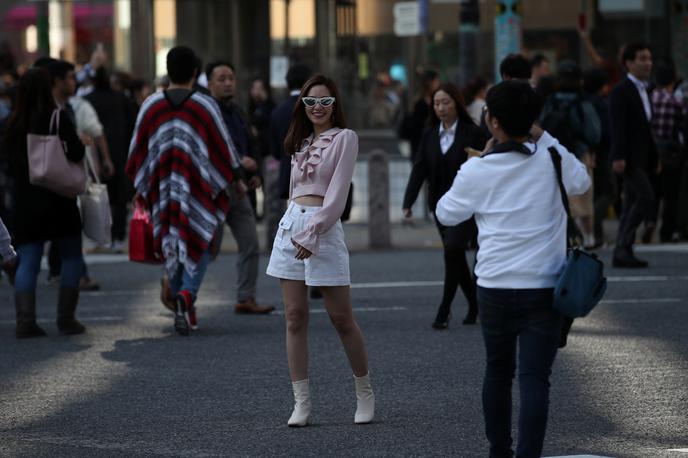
left=396, top=30, right=688, bottom=255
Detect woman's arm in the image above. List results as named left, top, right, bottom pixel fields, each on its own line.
left=291, top=130, right=358, bottom=255
left=402, top=130, right=430, bottom=212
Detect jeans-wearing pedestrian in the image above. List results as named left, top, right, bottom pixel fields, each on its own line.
left=2, top=68, right=86, bottom=338
left=126, top=46, right=245, bottom=336
left=436, top=81, right=590, bottom=457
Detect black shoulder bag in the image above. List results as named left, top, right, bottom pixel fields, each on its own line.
left=549, top=146, right=607, bottom=321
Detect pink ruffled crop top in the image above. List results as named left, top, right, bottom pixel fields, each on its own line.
left=289, top=127, right=358, bottom=254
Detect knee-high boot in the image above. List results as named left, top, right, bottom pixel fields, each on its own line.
left=15, top=292, right=46, bottom=339
left=57, top=288, right=86, bottom=335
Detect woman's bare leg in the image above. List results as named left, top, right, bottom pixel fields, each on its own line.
left=320, top=285, right=369, bottom=377
left=281, top=279, right=310, bottom=381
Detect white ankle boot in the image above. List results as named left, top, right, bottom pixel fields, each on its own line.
left=287, top=379, right=311, bottom=427
left=354, top=373, right=375, bottom=424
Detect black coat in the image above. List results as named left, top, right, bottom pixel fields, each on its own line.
left=609, top=77, right=658, bottom=171
left=403, top=121, right=487, bottom=212
left=6, top=109, right=85, bottom=245
left=85, top=89, right=135, bottom=170
left=270, top=95, right=298, bottom=199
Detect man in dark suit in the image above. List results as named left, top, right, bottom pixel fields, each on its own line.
left=270, top=64, right=312, bottom=201
left=609, top=43, right=658, bottom=267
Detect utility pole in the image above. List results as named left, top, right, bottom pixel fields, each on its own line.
left=458, top=0, right=480, bottom=84
left=37, top=1, right=49, bottom=56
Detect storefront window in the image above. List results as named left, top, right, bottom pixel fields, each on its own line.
left=154, top=0, right=176, bottom=78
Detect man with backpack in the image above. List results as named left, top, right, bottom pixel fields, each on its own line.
left=540, top=62, right=601, bottom=248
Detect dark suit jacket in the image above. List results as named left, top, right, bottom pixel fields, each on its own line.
left=403, top=121, right=487, bottom=212
left=609, top=77, right=657, bottom=171
left=270, top=95, right=298, bottom=199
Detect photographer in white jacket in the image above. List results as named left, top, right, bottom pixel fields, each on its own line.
left=435, top=80, right=590, bottom=458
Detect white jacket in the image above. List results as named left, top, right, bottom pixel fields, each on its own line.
left=435, top=131, right=590, bottom=289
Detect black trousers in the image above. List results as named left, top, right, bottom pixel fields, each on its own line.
left=107, top=170, right=132, bottom=242
left=615, top=167, right=655, bottom=252
left=434, top=216, right=477, bottom=315
left=658, top=161, right=684, bottom=241
left=593, top=163, right=615, bottom=242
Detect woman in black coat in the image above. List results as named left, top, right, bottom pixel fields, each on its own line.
left=2, top=68, right=86, bottom=338
left=402, top=82, right=487, bottom=329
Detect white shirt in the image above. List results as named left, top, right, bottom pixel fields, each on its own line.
left=627, top=73, right=652, bottom=121
left=435, top=131, right=591, bottom=289
left=467, top=99, right=486, bottom=125
left=439, top=120, right=458, bottom=155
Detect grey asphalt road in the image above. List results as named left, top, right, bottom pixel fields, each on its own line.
left=0, top=246, right=687, bottom=458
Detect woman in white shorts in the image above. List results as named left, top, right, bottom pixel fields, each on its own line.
left=266, top=74, right=374, bottom=427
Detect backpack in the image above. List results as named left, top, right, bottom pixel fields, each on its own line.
left=539, top=96, right=586, bottom=156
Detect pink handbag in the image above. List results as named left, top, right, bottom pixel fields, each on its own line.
left=26, top=109, right=86, bottom=198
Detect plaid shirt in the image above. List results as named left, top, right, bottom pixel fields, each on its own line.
left=651, top=88, right=686, bottom=142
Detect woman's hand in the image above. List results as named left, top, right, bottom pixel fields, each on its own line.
left=291, top=239, right=313, bottom=260
left=480, top=137, right=496, bottom=156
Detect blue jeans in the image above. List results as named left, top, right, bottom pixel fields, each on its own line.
left=15, top=236, right=82, bottom=292
left=169, top=251, right=211, bottom=301
left=478, top=286, right=563, bottom=458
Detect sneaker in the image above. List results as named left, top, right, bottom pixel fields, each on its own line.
left=188, top=303, right=198, bottom=331
left=173, top=291, right=193, bottom=336
left=110, top=240, right=125, bottom=254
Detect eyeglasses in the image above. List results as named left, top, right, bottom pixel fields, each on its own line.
left=302, top=96, right=336, bottom=108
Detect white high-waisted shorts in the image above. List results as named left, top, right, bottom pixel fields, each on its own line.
left=266, top=201, right=350, bottom=286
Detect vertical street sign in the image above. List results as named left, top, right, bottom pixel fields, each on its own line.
left=494, top=0, right=522, bottom=81
left=393, top=2, right=421, bottom=37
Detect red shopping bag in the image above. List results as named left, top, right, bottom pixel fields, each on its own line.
left=129, top=203, right=163, bottom=264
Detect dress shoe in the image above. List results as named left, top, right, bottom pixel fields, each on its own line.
left=234, top=298, right=275, bottom=314
left=432, top=307, right=451, bottom=330
left=462, top=311, right=478, bottom=325
left=309, top=287, right=323, bottom=299
left=612, top=254, right=648, bottom=268
left=640, top=223, right=655, bottom=244
left=79, top=276, right=100, bottom=291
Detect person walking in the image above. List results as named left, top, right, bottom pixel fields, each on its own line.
left=610, top=43, right=658, bottom=267
left=35, top=58, right=104, bottom=291
left=584, top=68, right=614, bottom=248
left=402, top=70, right=440, bottom=163
left=266, top=74, right=374, bottom=427
left=402, top=82, right=487, bottom=329
left=539, top=61, right=601, bottom=248
left=126, top=46, right=246, bottom=336
left=2, top=68, right=87, bottom=338
left=650, top=61, right=686, bottom=242
left=205, top=60, right=274, bottom=315
left=436, top=80, right=590, bottom=457
left=85, top=66, right=135, bottom=253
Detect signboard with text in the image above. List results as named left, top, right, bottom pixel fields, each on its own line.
left=494, top=0, right=522, bottom=81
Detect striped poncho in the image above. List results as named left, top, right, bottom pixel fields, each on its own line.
left=125, top=90, right=241, bottom=276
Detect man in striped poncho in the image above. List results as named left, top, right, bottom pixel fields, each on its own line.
left=126, top=46, right=246, bottom=336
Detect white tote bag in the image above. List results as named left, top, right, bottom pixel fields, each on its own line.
left=79, top=151, right=112, bottom=246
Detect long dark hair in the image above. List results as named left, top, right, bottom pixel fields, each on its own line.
left=427, top=82, right=474, bottom=127
left=3, top=67, right=55, bottom=151
left=284, top=74, right=347, bottom=155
